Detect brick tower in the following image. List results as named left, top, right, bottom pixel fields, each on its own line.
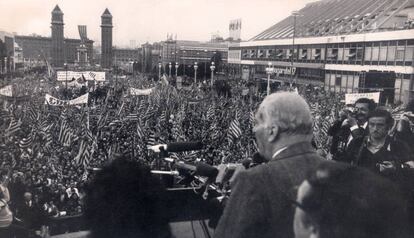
left=51, top=5, right=65, bottom=67
left=101, top=8, right=113, bottom=68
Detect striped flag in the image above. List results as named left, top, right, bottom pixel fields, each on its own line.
left=227, top=117, right=242, bottom=143
left=58, top=121, right=77, bottom=147
left=19, top=133, right=33, bottom=149
left=136, top=122, right=145, bottom=140
left=146, top=131, right=157, bottom=147
left=6, top=117, right=22, bottom=135
left=126, top=113, right=139, bottom=121
left=74, top=140, right=90, bottom=167
left=207, top=104, right=215, bottom=120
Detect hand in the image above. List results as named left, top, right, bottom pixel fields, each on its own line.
left=378, top=161, right=395, bottom=172
left=148, top=144, right=167, bottom=153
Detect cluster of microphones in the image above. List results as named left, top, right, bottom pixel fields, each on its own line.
left=148, top=141, right=266, bottom=203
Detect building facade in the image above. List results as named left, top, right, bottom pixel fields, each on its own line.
left=101, top=8, right=113, bottom=69
left=161, top=38, right=228, bottom=78
left=14, top=35, right=93, bottom=68
left=229, top=0, right=414, bottom=103
left=0, top=31, right=15, bottom=73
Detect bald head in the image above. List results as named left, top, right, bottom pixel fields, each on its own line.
left=257, top=92, right=313, bottom=136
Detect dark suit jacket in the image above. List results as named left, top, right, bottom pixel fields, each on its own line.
left=214, top=142, right=324, bottom=238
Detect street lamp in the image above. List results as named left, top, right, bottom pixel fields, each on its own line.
left=169, top=62, right=172, bottom=78
left=265, top=62, right=274, bottom=96
left=158, top=62, right=162, bottom=80
left=64, top=62, right=68, bottom=98
left=175, top=62, right=179, bottom=78
left=194, top=62, right=198, bottom=84
left=210, top=62, right=215, bottom=87
left=291, top=11, right=299, bottom=87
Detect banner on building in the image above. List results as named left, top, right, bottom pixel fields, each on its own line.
left=57, top=71, right=105, bottom=81
left=345, top=92, right=380, bottom=105
left=45, top=93, right=89, bottom=106
left=129, top=87, right=154, bottom=96
left=0, top=85, right=12, bottom=97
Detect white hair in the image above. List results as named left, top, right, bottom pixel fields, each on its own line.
left=258, top=92, right=313, bottom=135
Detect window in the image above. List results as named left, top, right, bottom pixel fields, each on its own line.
left=265, top=49, right=274, bottom=58
left=387, top=45, right=396, bottom=62
left=249, top=49, right=256, bottom=58
left=371, top=45, right=379, bottom=61
left=257, top=49, right=264, bottom=58
left=335, top=75, right=342, bottom=86
left=379, top=44, right=387, bottom=61
left=242, top=49, right=248, bottom=58
left=396, top=46, right=405, bottom=61
left=405, top=45, right=413, bottom=63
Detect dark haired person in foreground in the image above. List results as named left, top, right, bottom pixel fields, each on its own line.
left=84, top=158, right=172, bottom=238
left=294, top=161, right=411, bottom=238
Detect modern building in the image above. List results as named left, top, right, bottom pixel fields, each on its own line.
left=229, top=0, right=414, bottom=103
left=101, top=8, right=113, bottom=69
left=160, top=37, right=228, bottom=78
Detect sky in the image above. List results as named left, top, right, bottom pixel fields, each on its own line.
left=0, top=0, right=316, bottom=47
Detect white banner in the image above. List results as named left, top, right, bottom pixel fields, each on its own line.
left=69, top=93, right=89, bottom=105
left=345, top=92, right=380, bottom=105
left=0, top=85, right=12, bottom=97
left=130, top=87, right=154, bottom=96
left=45, top=93, right=89, bottom=106
left=57, top=71, right=105, bottom=81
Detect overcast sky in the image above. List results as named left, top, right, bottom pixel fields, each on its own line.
left=1, top=0, right=315, bottom=47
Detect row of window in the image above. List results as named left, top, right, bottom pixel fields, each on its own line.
left=234, top=40, right=414, bottom=66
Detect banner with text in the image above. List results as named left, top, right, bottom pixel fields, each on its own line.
left=345, top=92, right=380, bottom=105
left=129, top=87, right=154, bottom=96
left=0, top=85, right=13, bottom=97
left=45, top=93, right=89, bottom=106
left=57, top=71, right=105, bottom=81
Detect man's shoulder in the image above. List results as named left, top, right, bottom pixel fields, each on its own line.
left=240, top=153, right=324, bottom=180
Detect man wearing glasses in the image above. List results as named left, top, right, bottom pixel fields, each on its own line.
left=215, top=92, right=324, bottom=238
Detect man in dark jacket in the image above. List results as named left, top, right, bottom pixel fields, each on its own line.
left=346, top=109, right=412, bottom=173
left=215, top=92, right=324, bottom=238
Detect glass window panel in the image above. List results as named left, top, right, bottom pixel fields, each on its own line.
left=353, top=75, right=360, bottom=90
left=341, top=75, right=347, bottom=88
left=372, top=46, right=379, bottom=61
left=405, top=46, right=413, bottom=62
left=347, top=74, right=354, bottom=88
left=387, top=46, right=396, bottom=62
left=364, top=47, right=372, bottom=61
left=337, top=48, right=344, bottom=61
left=343, top=48, right=350, bottom=61
left=379, top=46, right=387, bottom=61
left=325, top=73, right=330, bottom=85
left=320, top=48, right=325, bottom=60
left=330, top=74, right=336, bottom=86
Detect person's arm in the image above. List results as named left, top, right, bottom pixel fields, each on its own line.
left=0, top=185, right=10, bottom=202
left=214, top=171, right=268, bottom=238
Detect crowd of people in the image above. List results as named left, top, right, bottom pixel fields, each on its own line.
left=0, top=71, right=414, bottom=237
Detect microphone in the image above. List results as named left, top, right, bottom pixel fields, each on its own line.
left=196, top=163, right=219, bottom=179
left=175, top=161, right=218, bottom=179
left=165, top=141, right=204, bottom=152
left=148, top=141, right=204, bottom=153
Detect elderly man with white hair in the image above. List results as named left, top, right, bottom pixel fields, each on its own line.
left=214, top=92, right=324, bottom=238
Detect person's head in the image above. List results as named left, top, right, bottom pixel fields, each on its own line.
left=253, top=92, right=313, bottom=160
left=84, top=157, right=171, bottom=238
left=354, top=98, right=376, bottom=123
left=368, top=109, right=394, bottom=140
left=24, top=192, right=32, bottom=202
left=294, top=161, right=410, bottom=238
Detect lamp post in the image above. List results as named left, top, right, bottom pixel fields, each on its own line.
left=175, top=62, right=179, bottom=78
left=158, top=62, right=161, bottom=80
left=291, top=11, right=299, bottom=87
left=169, top=62, right=172, bottom=78
left=64, top=63, right=68, bottom=99
left=194, top=62, right=198, bottom=85
left=210, top=62, right=215, bottom=87
left=182, top=50, right=186, bottom=76
left=265, top=62, right=273, bottom=96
